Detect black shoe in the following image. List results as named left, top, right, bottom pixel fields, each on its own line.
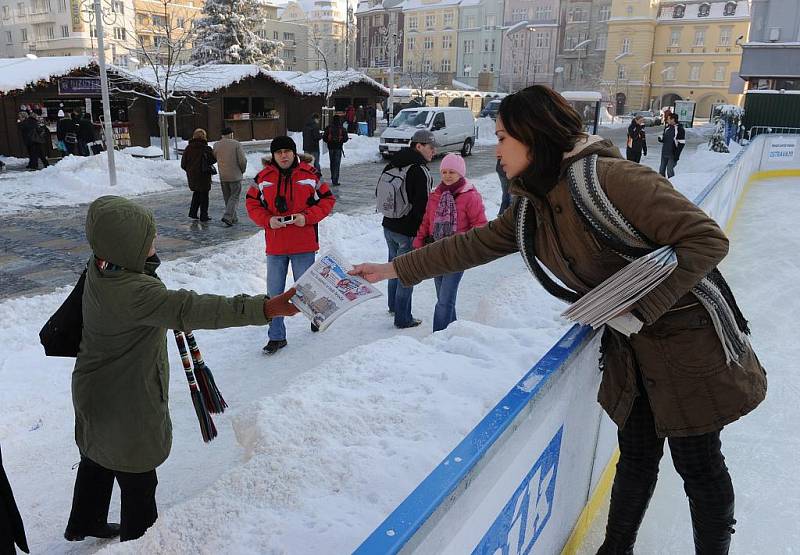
left=199, top=216, right=211, bottom=222
left=311, top=322, right=320, bottom=333
left=64, top=522, right=121, bottom=541
left=395, top=318, right=422, bottom=329
left=221, top=218, right=233, bottom=227
left=262, top=339, right=288, bottom=354
left=189, top=214, right=199, bottom=220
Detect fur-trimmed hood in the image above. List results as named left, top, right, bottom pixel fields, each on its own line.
left=260, top=152, right=316, bottom=167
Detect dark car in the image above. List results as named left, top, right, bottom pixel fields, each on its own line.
left=479, top=99, right=502, bottom=119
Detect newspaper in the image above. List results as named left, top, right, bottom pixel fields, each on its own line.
left=290, top=250, right=382, bottom=332
left=562, top=245, right=678, bottom=331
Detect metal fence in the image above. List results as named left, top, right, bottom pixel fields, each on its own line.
left=748, top=126, right=800, bottom=140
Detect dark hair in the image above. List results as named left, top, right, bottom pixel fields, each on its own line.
left=497, top=85, right=586, bottom=183
left=667, top=112, right=678, bottom=123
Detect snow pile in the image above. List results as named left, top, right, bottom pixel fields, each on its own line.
left=0, top=155, right=28, bottom=169
left=0, top=152, right=184, bottom=215
left=475, top=117, right=497, bottom=146
left=123, top=145, right=165, bottom=157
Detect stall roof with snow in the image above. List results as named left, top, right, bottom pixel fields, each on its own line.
left=0, top=56, right=95, bottom=95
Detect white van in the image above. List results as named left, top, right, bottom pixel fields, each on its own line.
left=379, top=107, right=476, bottom=159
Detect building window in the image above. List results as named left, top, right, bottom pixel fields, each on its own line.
left=714, top=64, right=726, bottom=81
left=694, top=29, right=705, bottom=47
left=373, top=14, right=382, bottom=26
left=408, top=16, right=417, bottom=30
left=486, top=14, right=496, bottom=27
left=491, top=38, right=495, bottom=51
left=46, top=24, right=54, bottom=39
left=595, top=33, right=607, bottom=50
left=442, top=35, right=451, bottom=49
left=466, top=15, right=475, bottom=28
left=535, top=5, right=552, bottom=19
left=617, top=64, right=626, bottom=79
left=512, top=35, right=522, bottom=48
left=673, top=4, right=685, bottom=18
left=626, top=6, right=633, bottom=16
left=689, top=63, right=701, bottom=81
left=61, top=24, right=68, bottom=37
left=573, top=7, right=585, bottom=22
left=443, top=12, right=453, bottom=26
left=21, top=27, right=27, bottom=42
left=408, top=36, right=415, bottom=50
left=723, top=2, right=736, bottom=16
left=151, top=14, right=166, bottom=27
left=16, top=3, right=25, bottom=17
left=512, top=8, right=527, bottom=23
left=533, top=63, right=542, bottom=74
left=463, top=64, right=471, bottom=76
left=284, top=32, right=295, bottom=42
left=58, top=0, right=65, bottom=12
left=113, top=27, right=126, bottom=40
left=422, top=59, right=431, bottom=72
left=425, top=14, right=435, bottom=28
left=441, top=59, right=450, bottom=72
left=719, top=27, right=732, bottom=46
left=698, top=3, right=710, bottom=17
left=177, top=17, right=185, bottom=28
left=111, top=0, right=123, bottom=14
left=424, top=36, right=432, bottom=49
left=1, top=5, right=8, bottom=18
left=464, top=39, right=473, bottom=53
left=6, top=31, right=12, bottom=44
left=621, top=37, right=630, bottom=53
left=536, top=32, right=549, bottom=48
left=670, top=29, right=681, bottom=47
left=598, top=5, right=611, bottom=21
left=273, top=30, right=279, bottom=39
left=664, top=64, right=677, bottom=81
left=483, top=38, right=489, bottom=52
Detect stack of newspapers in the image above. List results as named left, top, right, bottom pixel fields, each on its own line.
left=562, top=245, right=677, bottom=330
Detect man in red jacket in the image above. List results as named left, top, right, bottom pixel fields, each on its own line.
left=246, top=136, right=336, bottom=353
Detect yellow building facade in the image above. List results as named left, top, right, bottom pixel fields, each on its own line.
left=602, top=0, right=749, bottom=117
left=133, top=0, right=203, bottom=63
left=402, top=0, right=460, bottom=86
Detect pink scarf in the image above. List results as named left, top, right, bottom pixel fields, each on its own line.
left=433, top=178, right=465, bottom=241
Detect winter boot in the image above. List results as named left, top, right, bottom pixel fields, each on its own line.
left=689, top=498, right=736, bottom=555
left=64, top=522, right=121, bottom=541
left=262, top=339, right=287, bottom=355
left=597, top=465, right=659, bottom=554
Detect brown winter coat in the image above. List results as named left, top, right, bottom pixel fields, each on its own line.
left=181, top=138, right=215, bottom=192
left=393, top=136, right=766, bottom=438
left=212, top=137, right=247, bottom=182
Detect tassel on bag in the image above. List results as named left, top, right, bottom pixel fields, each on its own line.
left=185, top=331, right=228, bottom=414
left=173, top=330, right=217, bottom=442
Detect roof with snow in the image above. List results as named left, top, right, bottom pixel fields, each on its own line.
left=128, top=65, right=389, bottom=96
left=0, top=56, right=95, bottom=95
left=402, top=0, right=461, bottom=11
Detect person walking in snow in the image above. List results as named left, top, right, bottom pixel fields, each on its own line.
left=413, top=153, right=487, bottom=331
left=625, top=115, right=648, bottom=163
left=65, top=196, right=299, bottom=543
left=377, top=128, right=435, bottom=329
left=351, top=85, right=765, bottom=554
left=658, top=112, right=685, bottom=178
left=77, top=113, right=97, bottom=156
left=322, top=115, right=348, bottom=187
left=181, top=128, right=216, bottom=222
left=344, top=104, right=356, bottom=133
left=302, top=113, right=323, bottom=174
left=56, top=110, right=78, bottom=157
left=245, top=136, right=336, bottom=354
left=212, top=127, right=247, bottom=227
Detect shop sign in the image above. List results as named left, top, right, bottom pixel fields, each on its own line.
left=58, top=77, right=101, bottom=96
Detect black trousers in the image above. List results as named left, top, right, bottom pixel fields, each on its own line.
left=600, top=378, right=735, bottom=554
left=27, top=143, right=48, bottom=169
left=625, top=148, right=643, bottom=163
left=67, top=456, right=158, bottom=542
left=189, top=190, right=210, bottom=220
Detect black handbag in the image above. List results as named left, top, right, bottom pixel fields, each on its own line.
left=39, top=269, right=86, bottom=357
left=201, top=151, right=217, bottom=176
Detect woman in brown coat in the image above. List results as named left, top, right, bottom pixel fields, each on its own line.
left=180, top=128, right=216, bottom=221
left=351, top=86, right=766, bottom=554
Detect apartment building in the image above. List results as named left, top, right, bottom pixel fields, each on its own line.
left=257, top=2, right=310, bottom=71
left=355, top=0, right=404, bottom=85
left=499, top=0, right=560, bottom=93
left=602, top=0, right=749, bottom=116
left=455, top=0, right=503, bottom=91
left=553, top=0, right=611, bottom=91
left=740, top=0, right=800, bottom=91
left=402, top=0, right=459, bottom=87
left=132, top=0, right=201, bottom=66
left=0, top=0, right=135, bottom=63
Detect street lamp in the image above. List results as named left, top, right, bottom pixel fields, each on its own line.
left=613, top=51, right=631, bottom=121
left=641, top=61, right=655, bottom=110
left=378, top=13, right=401, bottom=121
left=525, top=25, right=536, bottom=87
left=573, top=38, right=592, bottom=87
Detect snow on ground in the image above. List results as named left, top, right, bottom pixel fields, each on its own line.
left=578, top=176, right=800, bottom=554
left=288, top=131, right=383, bottom=169
left=0, top=152, right=184, bottom=215
left=121, top=146, right=164, bottom=157
left=0, top=138, right=761, bottom=554
left=0, top=155, right=29, bottom=169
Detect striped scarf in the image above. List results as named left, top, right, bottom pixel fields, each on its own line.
left=515, top=154, right=750, bottom=364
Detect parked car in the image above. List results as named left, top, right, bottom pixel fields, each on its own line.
left=479, top=99, right=502, bottom=119
left=379, top=107, right=476, bottom=158
left=628, top=110, right=662, bottom=126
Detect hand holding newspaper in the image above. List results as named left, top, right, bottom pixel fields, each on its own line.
left=290, top=250, right=382, bottom=332
left=561, top=246, right=677, bottom=336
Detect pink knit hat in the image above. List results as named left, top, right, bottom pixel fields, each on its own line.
left=440, top=153, right=466, bottom=178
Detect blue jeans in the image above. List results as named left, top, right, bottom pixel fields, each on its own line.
left=433, top=271, right=464, bottom=332
left=659, top=156, right=676, bottom=178
left=329, top=148, right=343, bottom=185
left=384, top=228, right=414, bottom=327
left=266, top=252, right=316, bottom=341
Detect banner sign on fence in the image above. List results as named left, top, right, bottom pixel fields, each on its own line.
left=767, top=138, right=796, bottom=161
left=58, top=77, right=101, bottom=96
left=473, top=427, right=563, bottom=555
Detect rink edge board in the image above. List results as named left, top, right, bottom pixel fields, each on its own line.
left=352, top=324, right=595, bottom=554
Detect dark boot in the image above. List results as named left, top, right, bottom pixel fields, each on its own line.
left=64, top=522, right=120, bottom=541
left=262, top=339, right=287, bottom=354
left=597, top=470, right=657, bottom=554
left=65, top=457, right=120, bottom=541
left=689, top=498, right=735, bottom=554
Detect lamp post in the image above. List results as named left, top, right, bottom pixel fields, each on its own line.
left=573, top=38, right=592, bottom=88
left=91, top=0, right=117, bottom=186
left=641, top=61, right=655, bottom=110
left=378, top=13, right=401, bottom=121
left=525, top=25, right=536, bottom=87
left=613, top=51, right=631, bottom=122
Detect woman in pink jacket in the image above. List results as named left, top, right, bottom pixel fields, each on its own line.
left=414, top=153, right=488, bottom=331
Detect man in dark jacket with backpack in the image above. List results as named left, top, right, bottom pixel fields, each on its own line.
left=302, top=113, right=323, bottom=174
left=658, top=112, right=685, bottom=178
left=377, top=129, right=435, bottom=328
left=322, top=115, right=348, bottom=187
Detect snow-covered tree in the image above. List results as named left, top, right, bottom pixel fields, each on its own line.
left=708, top=104, right=744, bottom=153
left=191, top=0, right=283, bottom=68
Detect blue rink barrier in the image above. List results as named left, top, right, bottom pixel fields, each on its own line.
left=355, top=132, right=798, bottom=555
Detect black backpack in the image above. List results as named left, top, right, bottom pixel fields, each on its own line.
left=39, top=270, right=86, bottom=357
